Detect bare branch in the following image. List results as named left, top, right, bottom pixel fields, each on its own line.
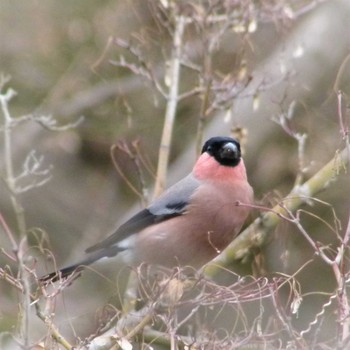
left=153, top=14, right=186, bottom=197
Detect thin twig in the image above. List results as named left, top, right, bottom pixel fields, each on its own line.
left=35, top=303, right=73, bottom=350
left=0, top=212, right=18, bottom=252
left=110, top=144, right=145, bottom=201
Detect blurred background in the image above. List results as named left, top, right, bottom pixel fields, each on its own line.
left=0, top=0, right=349, bottom=348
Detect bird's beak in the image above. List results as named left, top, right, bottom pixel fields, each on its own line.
left=220, top=142, right=239, bottom=159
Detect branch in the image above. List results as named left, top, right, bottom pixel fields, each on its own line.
left=0, top=82, right=26, bottom=237
left=153, top=14, right=185, bottom=197
left=35, top=304, right=73, bottom=350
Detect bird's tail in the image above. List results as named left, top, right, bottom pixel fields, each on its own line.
left=39, top=261, right=87, bottom=283
left=39, top=246, right=124, bottom=283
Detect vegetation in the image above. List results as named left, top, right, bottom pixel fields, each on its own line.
left=0, top=1, right=349, bottom=349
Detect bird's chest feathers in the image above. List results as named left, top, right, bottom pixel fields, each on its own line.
left=187, top=180, right=251, bottom=249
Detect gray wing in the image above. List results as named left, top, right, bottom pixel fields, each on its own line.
left=85, top=173, right=200, bottom=254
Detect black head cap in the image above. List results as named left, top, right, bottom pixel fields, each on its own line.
left=201, top=136, right=241, bottom=167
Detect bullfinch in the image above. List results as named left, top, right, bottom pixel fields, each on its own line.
left=41, top=136, right=253, bottom=282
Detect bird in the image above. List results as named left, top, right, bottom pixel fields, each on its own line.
left=40, top=136, right=253, bottom=283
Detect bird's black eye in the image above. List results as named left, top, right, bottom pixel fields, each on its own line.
left=206, top=145, right=213, bottom=154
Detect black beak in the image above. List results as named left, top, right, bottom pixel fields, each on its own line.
left=220, top=142, right=239, bottom=160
